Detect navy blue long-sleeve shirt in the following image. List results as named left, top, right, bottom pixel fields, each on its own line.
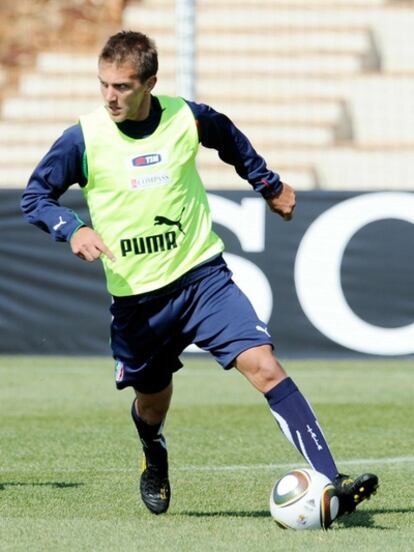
left=21, top=97, right=282, bottom=242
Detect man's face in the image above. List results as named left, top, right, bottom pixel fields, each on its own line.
left=98, top=60, right=155, bottom=122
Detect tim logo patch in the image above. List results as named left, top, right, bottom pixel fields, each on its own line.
left=131, top=153, right=162, bottom=167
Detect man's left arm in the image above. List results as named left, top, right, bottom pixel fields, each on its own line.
left=186, top=100, right=296, bottom=220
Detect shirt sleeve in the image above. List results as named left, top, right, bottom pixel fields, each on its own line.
left=185, top=100, right=282, bottom=198
left=20, top=124, right=87, bottom=242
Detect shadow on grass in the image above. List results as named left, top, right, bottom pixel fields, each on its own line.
left=0, top=481, right=83, bottom=491
left=336, top=507, right=414, bottom=530
left=177, top=506, right=412, bottom=529
left=175, top=510, right=269, bottom=518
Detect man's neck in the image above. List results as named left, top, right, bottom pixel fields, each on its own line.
left=134, top=93, right=153, bottom=121
left=116, top=96, right=162, bottom=139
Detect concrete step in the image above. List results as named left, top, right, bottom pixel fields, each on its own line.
left=0, top=145, right=50, bottom=164
left=37, top=53, right=98, bottom=74
left=1, top=96, right=345, bottom=128
left=123, top=6, right=176, bottom=29
left=36, top=51, right=177, bottom=76
left=145, top=0, right=385, bottom=6
left=20, top=73, right=101, bottom=97
left=0, top=167, right=35, bottom=188
left=200, top=145, right=414, bottom=190
left=27, top=72, right=403, bottom=104
left=0, top=120, right=335, bottom=149
left=19, top=72, right=177, bottom=97
left=34, top=50, right=365, bottom=78
left=194, top=6, right=413, bottom=29
left=225, top=125, right=336, bottom=147
left=25, top=69, right=411, bottom=100
left=195, top=30, right=372, bottom=54
left=200, top=53, right=364, bottom=76
left=1, top=98, right=100, bottom=121
left=210, top=99, right=344, bottom=125
left=0, top=122, right=68, bottom=144
left=259, top=146, right=414, bottom=190
left=199, top=166, right=318, bottom=191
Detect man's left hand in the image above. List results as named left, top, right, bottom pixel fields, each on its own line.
left=266, top=182, right=296, bottom=221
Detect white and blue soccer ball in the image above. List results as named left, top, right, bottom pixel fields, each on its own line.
left=269, top=468, right=339, bottom=530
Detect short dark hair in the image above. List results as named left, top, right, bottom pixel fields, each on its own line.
left=99, top=31, right=158, bottom=82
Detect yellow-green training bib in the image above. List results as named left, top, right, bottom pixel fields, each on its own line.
left=79, top=96, right=224, bottom=296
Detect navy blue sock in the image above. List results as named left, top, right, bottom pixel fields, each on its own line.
left=265, top=377, right=338, bottom=481
left=131, top=400, right=167, bottom=464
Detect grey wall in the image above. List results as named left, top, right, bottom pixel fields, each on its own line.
left=2, top=189, right=413, bottom=357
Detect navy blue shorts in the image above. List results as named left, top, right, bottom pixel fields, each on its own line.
left=110, top=257, right=273, bottom=393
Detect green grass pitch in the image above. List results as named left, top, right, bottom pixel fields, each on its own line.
left=1, top=356, right=413, bottom=551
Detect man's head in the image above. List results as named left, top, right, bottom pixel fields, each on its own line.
left=98, top=31, right=158, bottom=122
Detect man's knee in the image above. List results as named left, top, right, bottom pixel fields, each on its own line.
left=234, top=345, right=287, bottom=393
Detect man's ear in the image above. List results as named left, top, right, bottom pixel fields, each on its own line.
left=146, top=75, right=157, bottom=93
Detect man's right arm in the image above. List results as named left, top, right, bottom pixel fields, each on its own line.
left=20, top=124, right=88, bottom=242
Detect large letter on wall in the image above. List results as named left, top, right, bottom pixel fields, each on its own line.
left=294, top=193, right=414, bottom=355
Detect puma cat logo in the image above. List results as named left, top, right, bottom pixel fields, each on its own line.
left=53, top=216, right=67, bottom=231
left=154, top=207, right=186, bottom=234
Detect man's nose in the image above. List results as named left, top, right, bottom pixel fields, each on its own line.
left=104, top=86, right=117, bottom=103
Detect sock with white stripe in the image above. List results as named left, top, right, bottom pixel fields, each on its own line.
left=131, top=399, right=167, bottom=465
left=265, top=377, right=338, bottom=481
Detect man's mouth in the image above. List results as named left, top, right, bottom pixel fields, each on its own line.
left=107, top=105, right=122, bottom=115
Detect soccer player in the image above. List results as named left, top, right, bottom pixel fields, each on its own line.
left=21, top=31, right=378, bottom=517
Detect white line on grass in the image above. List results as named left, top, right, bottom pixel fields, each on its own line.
left=177, top=455, right=414, bottom=472
left=1, top=455, right=413, bottom=474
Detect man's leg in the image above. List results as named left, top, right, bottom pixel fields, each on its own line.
left=134, top=382, right=173, bottom=425
left=235, top=345, right=339, bottom=479
left=131, top=383, right=173, bottom=514
left=234, top=345, right=378, bottom=516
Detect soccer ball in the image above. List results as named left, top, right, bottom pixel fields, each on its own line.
left=269, top=468, right=339, bottom=530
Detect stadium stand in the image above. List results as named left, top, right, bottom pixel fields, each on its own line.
left=1, top=0, right=414, bottom=190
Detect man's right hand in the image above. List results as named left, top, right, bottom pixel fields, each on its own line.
left=70, top=226, right=115, bottom=262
